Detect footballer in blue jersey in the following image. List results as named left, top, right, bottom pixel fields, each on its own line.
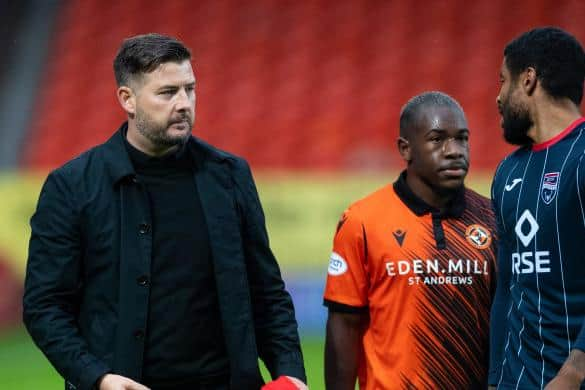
left=490, top=27, right=585, bottom=389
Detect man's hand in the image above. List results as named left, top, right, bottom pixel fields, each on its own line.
left=97, top=374, right=151, bottom=390
left=545, top=349, right=585, bottom=390
left=286, top=376, right=308, bottom=389
left=545, top=374, right=581, bottom=390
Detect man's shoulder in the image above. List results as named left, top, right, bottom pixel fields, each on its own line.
left=344, top=184, right=395, bottom=220
left=50, top=142, right=107, bottom=180
left=190, top=136, right=248, bottom=169
left=48, top=130, right=131, bottom=190
left=492, top=146, right=529, bottom=185
left=463, top=187, right=495, bottom=226
left=464, top=187, right=491, bottom=208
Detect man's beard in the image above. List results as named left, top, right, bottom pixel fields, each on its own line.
left=501, top=100, right=533, bottom=146
left=135, top=108, right=193, bottom=148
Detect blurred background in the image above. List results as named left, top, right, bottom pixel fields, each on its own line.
left=0, top=0, right=583, bottom=388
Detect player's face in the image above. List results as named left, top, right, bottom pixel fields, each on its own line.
left=497, top=59, right=533, bottom=145
left=407, top=106, right=470, bottom=193
left=133, top=60, right=196, bottom=148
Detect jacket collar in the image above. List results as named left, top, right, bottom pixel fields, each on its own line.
left=102, top=123, right=135, bottom=185
left=102, top=122, right=233, bottom=186
left=393, top=170, right=466, bottom=218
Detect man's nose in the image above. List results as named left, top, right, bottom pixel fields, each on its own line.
left=442, top=138, right=465, bottom=158
left=175, top=88, right=193, bottom=111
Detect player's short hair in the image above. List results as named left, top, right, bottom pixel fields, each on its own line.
left=399, top=91, right=465, bottom=138
left=113, top=33, right=191, bottom=87
left=504, top=27, right=585, bottom=105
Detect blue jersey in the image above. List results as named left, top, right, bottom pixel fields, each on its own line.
left=489, top=117, right=585, bottom=389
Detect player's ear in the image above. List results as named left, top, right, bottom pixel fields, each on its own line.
left=522, top=67, right=537, bottom=96
left=117, top=86, right=136, bottom=116
left=397, top=136, right=411, bottom=162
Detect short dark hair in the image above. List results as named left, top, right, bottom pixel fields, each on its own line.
left=504, top=27, right=585, bottom=105
left=399, top=91, right=465, bottom=137
left=113, top=33, right=191, bottom=87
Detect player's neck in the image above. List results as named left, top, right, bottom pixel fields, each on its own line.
left=405, top=173, right=459, bottom=211
left=528, top=99, right=582, bottom=144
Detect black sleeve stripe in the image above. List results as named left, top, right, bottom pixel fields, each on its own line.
left=362, top=223, right=368, bottom=263
left=323, top=299, right=368, bottom=313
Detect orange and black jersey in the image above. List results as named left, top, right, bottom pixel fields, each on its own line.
left=324, top=171, right=497, bottom=389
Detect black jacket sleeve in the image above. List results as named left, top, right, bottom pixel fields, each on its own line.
left=23, top=170, right=110, bottom=390
left=232, top=159, right=307, bottom=383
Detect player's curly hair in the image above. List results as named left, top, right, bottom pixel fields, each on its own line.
left=113, top=33, right=191, bottom=87
left=504, top=27, right=585, bottom=105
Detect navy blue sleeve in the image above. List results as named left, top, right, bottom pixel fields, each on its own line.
left=574, top=156, right=585, bottom=353
left=489, top=168, right=512, bottom=385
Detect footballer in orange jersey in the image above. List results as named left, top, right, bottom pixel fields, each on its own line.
left=324, top=92, right=497, bottom=390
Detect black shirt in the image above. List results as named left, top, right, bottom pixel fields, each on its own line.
left=124, top=138, right=229, bottom=387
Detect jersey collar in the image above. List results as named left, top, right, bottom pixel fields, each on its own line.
left=393, top=170, right=466, bottom=218
left=532, top=117, right=585, bottom=151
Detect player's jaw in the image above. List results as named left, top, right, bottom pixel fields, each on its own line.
left=499, top=98, right=533, bottom=146
left=136, top=109, right=193, bottom=149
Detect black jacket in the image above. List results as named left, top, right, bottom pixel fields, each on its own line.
left=23, top=124, right=306, bottom=390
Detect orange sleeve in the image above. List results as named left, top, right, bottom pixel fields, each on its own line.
left=323, top=208, right=368, bottom=309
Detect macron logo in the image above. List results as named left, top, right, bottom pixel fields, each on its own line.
left=505, top=178, right=522, bottom=191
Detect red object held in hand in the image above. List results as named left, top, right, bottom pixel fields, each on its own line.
left=261, top=376, right=298, bottom=390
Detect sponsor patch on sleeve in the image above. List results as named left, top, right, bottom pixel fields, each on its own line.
left=328, top=252, right=348, bottom=276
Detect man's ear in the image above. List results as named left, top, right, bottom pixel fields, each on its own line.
left=522, top=67, right=537, bottom=96
left=117, top=86, right=136, bottom=115
left=397, top=136, right=411, bottom=162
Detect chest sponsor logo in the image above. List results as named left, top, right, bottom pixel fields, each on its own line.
left=505, top=178, right=522, bottom=191
left=385, top=258, right=488, bottom=286
left=328, top=252, right=348, bottom=276
left=541, top=172, right=560, bottom=205
left=515, top=209, right=539, bottom=247
left=513, top=209, right=550, bottom=274
left=465, top=224, right=492, bottom=249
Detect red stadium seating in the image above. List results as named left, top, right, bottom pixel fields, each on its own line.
left=23, top=0, right=585, bottom=171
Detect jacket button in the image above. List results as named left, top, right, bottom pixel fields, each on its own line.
left=139, top=223, right=150, bottom=234
left=137, top=275, right=149, bottom=286
left=134, top=329, right=144, bottom=340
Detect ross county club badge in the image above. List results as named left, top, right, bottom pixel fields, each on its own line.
left=541, top=172, right=559, bottom=205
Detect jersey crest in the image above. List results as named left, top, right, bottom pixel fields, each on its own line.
left=541, top=172, right=559, bottom=205
left=465, top=224, right=492, bottom=249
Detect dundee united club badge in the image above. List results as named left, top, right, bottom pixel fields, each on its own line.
left=465, top=224, right=492, bottom=249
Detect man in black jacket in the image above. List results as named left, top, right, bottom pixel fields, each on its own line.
left=23, top=33, right=307, bottom=390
